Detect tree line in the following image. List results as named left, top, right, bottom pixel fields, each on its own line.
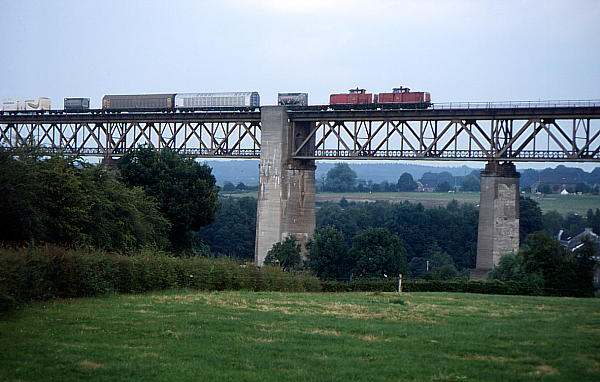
left=0, top=147, right=218, bottom=253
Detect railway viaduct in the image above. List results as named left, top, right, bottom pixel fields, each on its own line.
left=2, top=101, right=600, bottom=278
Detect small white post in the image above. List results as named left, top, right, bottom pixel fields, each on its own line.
left=398, top=274, right=403, bottom=294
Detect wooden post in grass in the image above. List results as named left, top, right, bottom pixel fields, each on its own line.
left=398, top=274, right=403, bottom=294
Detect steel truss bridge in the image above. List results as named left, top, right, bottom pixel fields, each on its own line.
left=1, top=101, right=600, bottom=162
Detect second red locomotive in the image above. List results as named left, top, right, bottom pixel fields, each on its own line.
left=330, top=87, right=431, bottom=109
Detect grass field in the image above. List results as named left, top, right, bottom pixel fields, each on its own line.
left=226, top=191, right=600, bottom=215
left=1, top=291, right=599, bottom=381
left=316, top=192, right=600, bottom=216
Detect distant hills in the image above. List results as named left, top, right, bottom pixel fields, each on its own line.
left=202, top=159, right=599, bottom=187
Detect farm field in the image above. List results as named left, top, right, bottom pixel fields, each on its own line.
left=316, top=192, right=600, bottom=216
left=1, top=291, right=599, bottom=381
left=226, top=191, right=600, bottom=215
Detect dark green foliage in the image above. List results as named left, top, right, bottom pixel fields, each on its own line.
left=396, top=172, right=417, bottom=191
left=542, top=210, right=565, bottom=237
left=519, top=196, right=543, bottom=243
left=317, top=200, right=479, bottom=270
left=350, top=228, right=407, bottom=278
left=435, top=181, right=452, bottom=192
left=0, top=152, right=170, bottom=251
left=538, top=183, right=552, bottom=194
left=460, top=173, right=480, bottom=191
left=264, top=236, right=302, bottom=271
left=320, top=279, right=540, bottom=295
left=0, top=245, right=321, bottom=313
left=118, top=147, right=219, bottom=251
left=489, top=232, right=595, bottom=297
left=195, top=197, right=257, bottom=259
left=324, top=163, right=357, bottom=192
left=305, top=225, right=350, bottom=280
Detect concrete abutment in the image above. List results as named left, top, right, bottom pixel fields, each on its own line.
left=473, top=161, right=520, bottom=279
left=255, top=107, right=316, bottom=265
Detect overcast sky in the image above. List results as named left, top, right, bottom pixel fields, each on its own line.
left=1, top=0, right=599, bottom=169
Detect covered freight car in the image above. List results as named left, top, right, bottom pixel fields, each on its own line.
left=2, top=97, right=51, bottom=111
left=64, top=97, right=90, bottom=112
left=102, top=94, right=175, bottom=110
left=175, top=92, right=260, bottom=108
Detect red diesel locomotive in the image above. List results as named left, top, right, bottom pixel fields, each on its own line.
left=330, top=87, right=431, bottom=109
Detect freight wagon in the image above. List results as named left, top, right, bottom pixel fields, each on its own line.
left=2, top=97, right=51, bottom=111
left=278, top=93, right=308, bottom=106
left=102, top=94, right=175, bottom=110
left=64, top=98, right=90, bottom=112
left=174, top=92, right=259, bottom=108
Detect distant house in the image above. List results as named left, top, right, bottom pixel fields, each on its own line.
left=558, top=228, right=600, bottom=294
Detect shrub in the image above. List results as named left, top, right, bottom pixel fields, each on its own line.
left=0, top=245, right=321, bottom=313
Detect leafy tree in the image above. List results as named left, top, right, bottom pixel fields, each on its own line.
left=487, top=252, right=542, bottom=286
left=222, top=181, right=235, bottom=192
left=350, top=228, right=407, bottom=278
left=118, top=147, right=218, bottom=251
left=435, top=181, right=452, bottom=192
left=542, top=210, right=564, bottom=238
left=460, top=174, right=480, bottom=192
left=397, top=172, right=417, bottom=192
left=575, top=182, right=591, bottom=194
left=0, top=151, right=169, bottom=251
left=519, top=196, right=543, bottom=243
left=306, top=226, right=350, bottom=280
left=264, top=236, right=302, bottom=271
left=195, top=197, right=257, bottom=259
left=324, top=163, right=357, bottom=192
left=520, top=232, right=579, bottom=295
left=537, top=183, right=552, bottom=194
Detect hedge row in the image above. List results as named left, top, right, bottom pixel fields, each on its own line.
left=321, top=279, right=541, bottom=295
left=0, top=246, right=321, bottom=313
left=1, top=246, right=564, bottom=314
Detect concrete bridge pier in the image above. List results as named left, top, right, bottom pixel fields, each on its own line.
left=472, top=161, right=520, bottom=279
left=254, top=106, right=316, bottom=266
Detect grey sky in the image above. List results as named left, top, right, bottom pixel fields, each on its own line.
left=1, top=0, right=599, bottom=170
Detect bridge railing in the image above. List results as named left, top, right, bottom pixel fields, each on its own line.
left=431, top=99, right=600, bottom=110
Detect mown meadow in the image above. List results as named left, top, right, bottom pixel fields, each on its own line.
left=1, top=291, right=598, bottom=381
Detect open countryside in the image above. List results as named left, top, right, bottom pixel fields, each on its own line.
left=227, top=191, right=600, bottom=216
left=1, top=291, right=599, bottom=381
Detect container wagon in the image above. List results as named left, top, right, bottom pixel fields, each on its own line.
left=2, top=97, right=51, bottom=111
left=64, top=97, right=90, bottom=112
left=102, top=94, right=175, bottom=110
left=174, top=92, right=260, bottom=108
left=278, top=93, right=308, bottom=106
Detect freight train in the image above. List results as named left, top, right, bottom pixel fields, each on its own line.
left=1, top=87, right=431, bottom=112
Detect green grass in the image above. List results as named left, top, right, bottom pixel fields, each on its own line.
left=317, top=192, right=600, bottom=215
left=1, top=291, right=599, bottom=381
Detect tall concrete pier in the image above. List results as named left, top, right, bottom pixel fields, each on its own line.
left=473, top=161, right=520, bottom=278
left=254, top=107, right=316, bottom=265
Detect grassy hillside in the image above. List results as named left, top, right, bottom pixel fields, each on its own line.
left=1, top=291, right=598, bottom=381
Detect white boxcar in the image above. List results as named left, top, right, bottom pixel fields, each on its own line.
left=2, top=97, right=51, bottom=111
left=175, top=92, right=260, bottom=108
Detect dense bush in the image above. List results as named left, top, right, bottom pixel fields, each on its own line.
left=0, top=151, right=170, bottom=251
left=320, top=279, right=541, bottom=295
left=0, top=246, right=322, bottom=313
